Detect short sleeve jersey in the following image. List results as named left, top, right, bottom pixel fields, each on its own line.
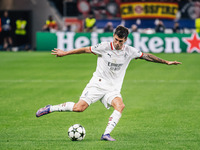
left=90, top=42, right=143, bottom=91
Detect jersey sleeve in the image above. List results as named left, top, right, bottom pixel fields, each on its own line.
left=130, top=47, right=143, bottom=59
left=90, top=42, right=107, bottom=55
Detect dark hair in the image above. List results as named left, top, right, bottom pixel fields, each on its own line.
left=114, top=25, right=129, bottom=39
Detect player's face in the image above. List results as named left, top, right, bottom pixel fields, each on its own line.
left=113, top=34, right=127, bottom=50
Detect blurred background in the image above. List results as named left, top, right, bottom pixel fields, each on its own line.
left=0, top=0, right=200, bottom=52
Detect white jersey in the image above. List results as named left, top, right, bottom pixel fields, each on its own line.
left=89, top=42, right=143, bottom=92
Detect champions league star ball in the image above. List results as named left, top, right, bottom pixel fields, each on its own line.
left=68, top=124, right=86, bottom=141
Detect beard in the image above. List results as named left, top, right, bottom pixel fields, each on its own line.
left=115, top=44, right=122, bottom=50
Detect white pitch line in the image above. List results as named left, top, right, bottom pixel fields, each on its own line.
left=0, top=80, right=87, bottom=83
left=125, top=80, right=200, bottom=83
left=0, top=80, right=199, bottom=83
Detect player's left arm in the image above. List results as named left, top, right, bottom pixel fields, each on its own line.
left=139, top=53, right=182, bottom=65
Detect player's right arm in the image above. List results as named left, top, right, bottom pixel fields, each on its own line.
left=51, top=47, right=91, bottom=57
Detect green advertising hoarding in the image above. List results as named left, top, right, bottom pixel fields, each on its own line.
left=36, top=32, right=200, bottom=53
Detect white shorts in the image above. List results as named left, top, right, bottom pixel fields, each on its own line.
left=80, top=77, right=122, bottom=109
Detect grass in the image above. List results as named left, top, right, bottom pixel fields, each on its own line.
left=0, top=51, right=200, bottom=150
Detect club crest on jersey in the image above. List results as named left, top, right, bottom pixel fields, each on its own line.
left=124, top=52, right=128, bottom=59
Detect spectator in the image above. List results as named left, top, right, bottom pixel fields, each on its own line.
left=1, top=11, right=13, bottom=51
left=155, top=20, right=165, bottom=33
left=84, top=13, right=96, bottom=32
left=173, top=22, right=181, bottom=33
left=0, top=17, right=2, bottom=50
left=43, top=15, right=58, bottom=32
left=195, top=17, right=200, bottom=33
left=65, top=24, right=72, bottom=32
left=0, top=17, right=2, bottom=33
left=15, top=18, right=30, bottom=50
left=130, top=24, right=138, bottom=32
left=15, top=18, right=27, bottom=36
left=104, top=22, right=114, bottom=32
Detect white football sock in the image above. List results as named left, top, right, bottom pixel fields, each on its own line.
left=104, top=110, right=122, bottom=135
left=50, top=102, right=75, bottom=112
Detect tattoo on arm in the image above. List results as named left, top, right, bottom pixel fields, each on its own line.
left=140, top=53, right=168, bottom=64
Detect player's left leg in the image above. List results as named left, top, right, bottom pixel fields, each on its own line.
left=101, top=97, right=125, bottom=141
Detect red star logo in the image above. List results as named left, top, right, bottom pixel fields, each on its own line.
left=182, top=33, right=200, bottom=53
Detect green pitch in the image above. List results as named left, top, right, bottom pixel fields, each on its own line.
left=0, top=52, right=199, bottom=150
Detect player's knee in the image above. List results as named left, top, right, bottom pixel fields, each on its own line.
left=120, top=103, right=125, bottom=111
left=116, top=103, right=125, bottom=113
left=76, top=108, right=85, bottom=112
left=73, top=105, right=84, bottom=112
left=73, top=104, right=87, bottom=112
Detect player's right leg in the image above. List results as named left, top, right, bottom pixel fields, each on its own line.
left=36, top=100, right=88, bottom=117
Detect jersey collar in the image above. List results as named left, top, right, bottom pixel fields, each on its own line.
left=110, top=42, right=125, bottom=51
left=110, top=42, right=114, bottom=50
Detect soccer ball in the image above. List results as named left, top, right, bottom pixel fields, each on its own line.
left=68, top=124, right=86, bottom=141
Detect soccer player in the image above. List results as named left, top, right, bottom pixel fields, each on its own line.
left=36, top=26, right=181, bottom=141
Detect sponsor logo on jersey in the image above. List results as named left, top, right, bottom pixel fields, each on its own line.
left=108, top=62, right=123, bottom=71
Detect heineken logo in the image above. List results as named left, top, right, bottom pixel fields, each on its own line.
left=36, top=32, right=200, bottom=53
left=182, top=33, right=200, bottom=53
left=55, top=32, right=200, bottom=53
left=132, top=33, right=181, bottom=53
